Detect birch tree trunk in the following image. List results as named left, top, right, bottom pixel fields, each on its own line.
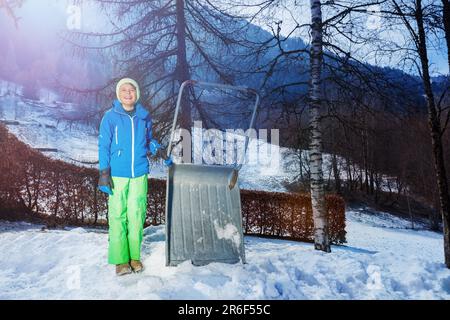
left=308, top=0, right=331, bottom=253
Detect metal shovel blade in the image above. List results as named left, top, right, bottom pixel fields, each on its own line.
left=165, top=163, right=246, bottom=266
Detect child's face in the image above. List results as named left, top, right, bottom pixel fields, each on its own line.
left=119, top=83, right=137, bottom=106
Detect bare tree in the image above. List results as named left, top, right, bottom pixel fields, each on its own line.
left=440, top=0, right=450, bottom=71
left=391, top=0, right=450, bottom=268
left=0, top=0, right=23, bottom=28
left=309, top=0, right=330, bottom=252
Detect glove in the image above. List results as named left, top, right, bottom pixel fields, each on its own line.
left=164, top=156, right=173, bottom=167
left=149, top=140, right=161, bottom=156
left=98, top=167, right=114, bottom=195
left=147, top=141, right=174, bottom=167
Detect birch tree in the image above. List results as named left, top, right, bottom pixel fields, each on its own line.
left=309, top=0, right=330, bottom=252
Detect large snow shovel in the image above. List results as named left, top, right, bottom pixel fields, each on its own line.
left=165, top=80, right=259, bottom=266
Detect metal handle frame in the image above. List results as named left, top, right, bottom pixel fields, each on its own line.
left=167, top=80, right=260, bottom=171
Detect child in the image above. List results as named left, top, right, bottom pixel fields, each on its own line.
left=98, top=78, right=171, bottom=276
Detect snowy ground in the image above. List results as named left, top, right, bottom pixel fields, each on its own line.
left=0, top=207, right=449, bottom=300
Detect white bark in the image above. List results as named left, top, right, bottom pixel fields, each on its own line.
left=308, top=0, right=330, bottom=252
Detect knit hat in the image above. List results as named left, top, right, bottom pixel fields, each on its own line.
left=116, top=78, right=140, bottom=103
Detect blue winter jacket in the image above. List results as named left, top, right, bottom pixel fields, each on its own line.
left=98, top=99, right=156, bottom=178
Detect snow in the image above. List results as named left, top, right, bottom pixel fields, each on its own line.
left=213, top=220, right=241, bottom=250
left=0, top=207, right=449, bottom=300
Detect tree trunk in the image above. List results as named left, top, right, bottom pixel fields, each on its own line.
left=308, top=0, right=330, bottom=253
left=362, top=127, right=369, bottom=194
left=374, top=173, right=380, bottom=204
left=359, top=166, right=363, bottom=191
left=432, top=189, right=441, bottom=230
left=54, top=171, right=60, bottom=218
left=330, top=127, right=341, bottom=194
left=332, top=153, right=341, bottom=194
left=369, top=169, right=375, bottom=195
left=93, top=184, right=98, bottom=225
left=406, top=191, right=415, bottom=229
left=416, top=0, right=450, bottom=267
left=346, top=158, right=353, bottom=191
left=442, top=0, right=450, bottom=71
left=175, top=0, right=192, bottom=132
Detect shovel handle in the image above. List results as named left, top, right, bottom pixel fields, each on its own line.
left=167, top=80, right=260, bottom=171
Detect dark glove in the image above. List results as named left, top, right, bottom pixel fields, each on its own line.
left=147, top=142, right=173, bottom=167
left=98, top=167, right=114, bottom=195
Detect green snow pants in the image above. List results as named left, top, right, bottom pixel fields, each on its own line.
left=107, top=174, right=148, bottom=265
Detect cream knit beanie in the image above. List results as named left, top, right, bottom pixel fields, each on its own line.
left=116, top=78, right=140, bottom=103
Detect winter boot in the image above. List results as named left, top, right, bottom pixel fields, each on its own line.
left=130, top=260, right=144, bottom=273
left=116, top=263, right=132, bottom=276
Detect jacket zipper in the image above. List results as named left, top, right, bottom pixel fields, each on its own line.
left=115, top=126, right=118, bottom=145
left=112, top=106, right=137, bottom=178
left=130, top=115, right=135, bottom=178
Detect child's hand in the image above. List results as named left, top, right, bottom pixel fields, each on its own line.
left=164, top=156, right=173, bottom=167
left=99, top=185, right=113, bottom=195
left=149, top=140, right=161, bottom=156
left=98, top=168, right=114, bottom=195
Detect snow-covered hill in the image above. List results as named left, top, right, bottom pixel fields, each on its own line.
left=0, top=207, right=449, bottom=300
left=0, top=83, right=99, bottom=164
